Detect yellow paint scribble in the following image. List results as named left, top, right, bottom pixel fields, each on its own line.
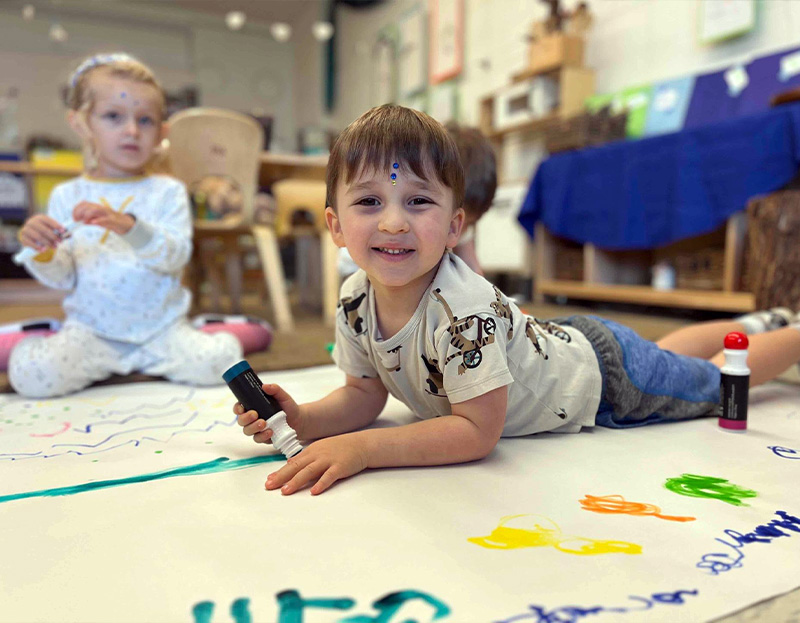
left=468, top=514, right=642, bottom=556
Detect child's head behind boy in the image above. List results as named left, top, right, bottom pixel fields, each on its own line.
left=324, top=105, right=466, bottom=311
left=66, top=53, right=167, bottom=178
left=445, top=123, right=497, bottom=230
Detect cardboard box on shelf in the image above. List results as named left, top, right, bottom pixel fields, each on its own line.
left=527, top=32, right=584, bottom=75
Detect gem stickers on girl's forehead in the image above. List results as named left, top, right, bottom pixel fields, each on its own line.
left=391, top=162, right=399, bottom=185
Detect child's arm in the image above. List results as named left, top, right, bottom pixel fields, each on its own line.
left=236, top=374, right=389, bottom=443
left=265, top=384, right=508, bottom=495
left=17, top=188, right=77, bottom=290
left=120, top=183, right=192, bottom=274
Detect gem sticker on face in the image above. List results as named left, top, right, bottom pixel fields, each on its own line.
left=391, top=162, right=399, bottom=185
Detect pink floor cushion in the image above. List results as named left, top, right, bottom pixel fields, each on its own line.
left=0, top=319, right=62, bottom=372
left=192, top=314, right=273, bottom=355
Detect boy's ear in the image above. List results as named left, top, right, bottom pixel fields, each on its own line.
left=325, top=206, right=346, bottom=248
left=446, top=207, right=466, bottom=249
left=160, top=121, right=169, bottom=141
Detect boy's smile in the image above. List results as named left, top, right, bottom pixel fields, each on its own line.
left=326, top=163, right=464, bottom=316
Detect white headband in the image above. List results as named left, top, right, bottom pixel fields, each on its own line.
left=69, top=53, right=139, bottom=88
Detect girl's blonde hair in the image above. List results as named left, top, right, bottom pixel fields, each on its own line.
left=66, top=53, right=166, bottom=171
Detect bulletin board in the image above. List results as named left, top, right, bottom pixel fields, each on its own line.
left=1, top=365, right=799, bottom=622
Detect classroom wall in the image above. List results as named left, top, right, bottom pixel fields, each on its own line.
left=0, top=2, right=301, bottom=153
left=331, top=0, right=800, bottom=182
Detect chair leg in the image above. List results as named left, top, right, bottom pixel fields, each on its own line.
left=223, top=239, right=243, bottom=314
left=251, top=225, right=295, bottom=332
left=321, top=234, right=340, bottom=326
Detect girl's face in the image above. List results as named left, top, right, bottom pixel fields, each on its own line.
left=73, top=73, right=164, bottom=178
left=325, top=162, right=464, bottom=306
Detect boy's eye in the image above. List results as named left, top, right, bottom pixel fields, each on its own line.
left=102, top=111, right=121, bottom=122
left=138, top=116, right=155, bottom=126
left=410, top=197, right=433, bottom=206
left=356, top=197, right=380, bottom=207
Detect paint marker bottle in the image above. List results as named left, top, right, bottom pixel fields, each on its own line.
left=223, top=361, right=303, bottom=457
left=719, top=332, right=749, bottom=432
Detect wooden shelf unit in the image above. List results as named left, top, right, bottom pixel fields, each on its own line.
left=533, top=214, right=755, bottom=313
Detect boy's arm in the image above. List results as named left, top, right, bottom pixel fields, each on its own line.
left=267, top=384, right=507, bottom=495
left=295, top=375, right=389, bottom=440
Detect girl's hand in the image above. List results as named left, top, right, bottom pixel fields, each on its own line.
left=72, top=201, right=135, bottom=235
left=264, top=434, right=369, bottom=495
left=18, top=214, right=66, bottom=251
left=233, top=383, right=304, bottom=444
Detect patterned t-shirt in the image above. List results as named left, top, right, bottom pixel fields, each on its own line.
left=332, top=253, right=602, bottom=437
left=22, top=175, right=192, bottom=343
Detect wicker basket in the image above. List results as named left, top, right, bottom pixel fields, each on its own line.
left=554, top=246, right=584, bottom=281
left=545, top=107, right=627, bottom=154
left=674, top=249, right=724, bottom=290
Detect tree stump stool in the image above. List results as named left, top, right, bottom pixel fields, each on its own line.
left=746, top=190, right=800, bottom=310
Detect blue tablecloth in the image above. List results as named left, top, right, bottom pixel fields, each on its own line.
left=519, top=103, right=800, bottom=250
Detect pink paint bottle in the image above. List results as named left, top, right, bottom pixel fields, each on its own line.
left=719, top=332, right=749, bottom=432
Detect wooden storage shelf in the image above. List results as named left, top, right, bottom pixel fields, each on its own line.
left=534, top=212, right=755, bottom=313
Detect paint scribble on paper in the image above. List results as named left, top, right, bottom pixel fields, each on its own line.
left=579, top=494, right=695, bottom=522
left=769, top=445, right=800, bottom=460
left=664, top=474, right=757, bottom=506
left=468, top=514, right=642, bottom=556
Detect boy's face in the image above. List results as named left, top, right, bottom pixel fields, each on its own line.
left=326, top=163, right=464, bottom=300
left=70, top=74, right=164, bottom=178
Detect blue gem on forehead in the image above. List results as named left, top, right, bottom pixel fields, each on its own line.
left=393, top=162, right=399, bottom=169
left=390, top=173, right=397, bottom=180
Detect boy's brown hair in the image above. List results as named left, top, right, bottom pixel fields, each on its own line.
left=326, top=104, right=465, bottom=211
left=445, top=123, right=497, bottom=224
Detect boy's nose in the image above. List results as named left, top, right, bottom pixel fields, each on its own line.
left=124, top=119, right=139, bottom=136
left=378, top=204, right=410, bottom=233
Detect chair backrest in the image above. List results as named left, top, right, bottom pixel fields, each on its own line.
left=168, top=108, right=264, bottom=223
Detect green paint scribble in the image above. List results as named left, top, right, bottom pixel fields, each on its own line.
left=231, top=597, right=252, bottom=623
left=192, top=601, right=214, bottom=623
left=0, top=455, right=284, bottom=505
left=664, top=473, right=757, bottom=506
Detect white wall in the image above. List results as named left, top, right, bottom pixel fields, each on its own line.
left=0, top=2, right=298, bottom=152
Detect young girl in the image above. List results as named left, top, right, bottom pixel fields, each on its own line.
left=11, top=53, right=242, bottom=398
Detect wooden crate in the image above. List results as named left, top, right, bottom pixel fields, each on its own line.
left=545, top=108, right=627, bottom=154
left=674, top=249, right=724, bottom=290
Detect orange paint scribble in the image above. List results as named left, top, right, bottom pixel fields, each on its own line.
left=580, top=494, right=695, bottom=522
left=468, top=514, right=641, bottom=556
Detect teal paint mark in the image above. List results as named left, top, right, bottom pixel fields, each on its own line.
left=339, top=590, right=451, bottom=622
left=664, top=473, right=757, bottom=506
left=277, top=590, right=356, bottom=623
left=231, top=598, right=252, bottom=623
left=0, top=455, right=284, bottom=505
left=192, top=598, right=252, bottom=623
left=192, top=601, right=214, bottom=623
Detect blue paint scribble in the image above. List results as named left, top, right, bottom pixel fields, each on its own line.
left=697, top=510, right=800, bottom=575
left=769, top=445, right=800, bottom=460
left=496, top=589, right=698, bottom=623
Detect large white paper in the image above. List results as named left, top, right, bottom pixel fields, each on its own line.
left=1, top=366, right=799, bottom=622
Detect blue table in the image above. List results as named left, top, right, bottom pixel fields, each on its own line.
left=519, top=103, right=800, bottom=250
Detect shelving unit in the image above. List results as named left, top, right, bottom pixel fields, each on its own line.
left=476, top=28, right=755, bottom=314
left=533, top=213, right=755, bottom=313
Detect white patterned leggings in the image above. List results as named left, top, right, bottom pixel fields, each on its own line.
left=8, top=320, right=243, bottom=398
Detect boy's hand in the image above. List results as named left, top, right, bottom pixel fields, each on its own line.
left=72, top=201, right=135, bottom=235
left=233, top=382, right=303, bottom=444
left=18, top=214, right=66, bottom=251
left=264, top=434, right=368, bottom=496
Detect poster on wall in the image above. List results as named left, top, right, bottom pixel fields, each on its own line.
left=398, top=4, right=427, bottom=99
left=699, top=0, right=756, bottom=44
left=429, top=0, right=464, bottom=84
left=373, top=27, right=398, bottom=106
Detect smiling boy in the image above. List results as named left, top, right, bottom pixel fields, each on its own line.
left=234, top=105, right=800, bottom=496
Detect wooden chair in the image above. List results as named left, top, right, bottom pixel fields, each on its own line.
left=271, top=178, right=339, bottom=326
left=167, top=108, right=293, bottom=332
